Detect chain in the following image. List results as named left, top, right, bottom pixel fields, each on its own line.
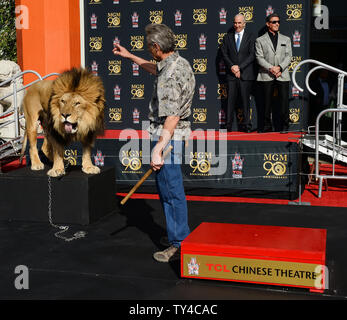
left=47, top=162, right=87, bottom=242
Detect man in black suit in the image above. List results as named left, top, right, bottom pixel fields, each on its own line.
left=220, top=14, right=256, bottom=132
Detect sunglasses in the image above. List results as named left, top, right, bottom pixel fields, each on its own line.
left=269, top=20, right=280, bottom=24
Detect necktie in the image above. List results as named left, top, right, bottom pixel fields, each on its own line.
left=236, top=33, right=241, bottom=52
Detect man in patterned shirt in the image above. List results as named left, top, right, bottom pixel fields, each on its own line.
left=113, top=24, right=195, bottom=262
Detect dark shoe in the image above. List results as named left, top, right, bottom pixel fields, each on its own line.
left=258, top=127, right=272, bottom=133
left=153, top=245, right=180, bottom=263
left=280, top=127, right=289, bottom=134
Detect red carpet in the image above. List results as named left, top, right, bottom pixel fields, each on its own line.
left=100, top=129, right=302, bottom=142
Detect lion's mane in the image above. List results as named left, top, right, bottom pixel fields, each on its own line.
left=47, top=68, right=105, bottom=145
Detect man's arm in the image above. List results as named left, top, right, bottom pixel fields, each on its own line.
left=113, top=44, right=157, bottom=75
left=239, top=34, right=255, bottom=71
left=220, top=35, right=239, bottom=75
left=151, top=115, right=180, bottom=171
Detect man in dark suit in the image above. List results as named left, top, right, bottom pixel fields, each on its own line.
left=255, top=13, right=292, bottom=133
left=220, top=14, right=256, bottom=132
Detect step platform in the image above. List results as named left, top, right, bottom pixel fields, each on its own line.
left=181, top=222, right=327, bottom=292
left=0, top=166, right=117, bottom=225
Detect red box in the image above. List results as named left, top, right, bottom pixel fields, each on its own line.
left=181, top=223, right=327, bottom=292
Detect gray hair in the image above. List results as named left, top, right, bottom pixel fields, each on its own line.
left=145, top=24, right=175, bottom=53
left=234, top=14, right=246, bottom=23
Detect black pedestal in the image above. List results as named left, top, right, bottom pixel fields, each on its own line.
left=0, top=166, right=117, bottom=225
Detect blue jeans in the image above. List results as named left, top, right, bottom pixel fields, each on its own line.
left=152, top=140, right=190, bottom=248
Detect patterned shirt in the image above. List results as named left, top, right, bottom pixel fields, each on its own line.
left=148, top=51, right=195, bottom=140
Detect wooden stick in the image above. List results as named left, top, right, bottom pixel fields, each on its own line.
left=120, top=145, right=173, bottom=205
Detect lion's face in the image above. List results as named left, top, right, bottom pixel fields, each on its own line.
left=58, top=92, right=87, bottom=135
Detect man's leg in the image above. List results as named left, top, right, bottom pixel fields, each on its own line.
left=240, top=80, right=253, bottom=132
left=277, top=80, right=290, bottom=132
left=262, top=80, right=275, bottom=132
left=153, top=141, right=190, bottom=262
left=226, top=80, right=239, bottom=131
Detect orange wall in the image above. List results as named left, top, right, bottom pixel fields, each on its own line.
left=15, top=0, right=81, bottom=84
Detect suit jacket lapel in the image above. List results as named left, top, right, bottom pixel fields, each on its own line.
left=230, top=31, right=237, bottom=54
left=238, top=31, right=248, bottom=52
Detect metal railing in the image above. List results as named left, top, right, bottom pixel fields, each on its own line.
left=292, top=59, right=347, bottom=197
left=0, top=70, right=59, bottom=167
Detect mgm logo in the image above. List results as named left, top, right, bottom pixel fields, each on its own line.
left=263, top=153, right=288, bottom=178
left=149, top=10, right=163, bottom=24
left=193, top=108, right=207, bottom=124
left=189, top=152, right=212, bottom=176
left=217, top=33, right=227, bottom=46
left=131, top=84, right=145, bottom=99
left=175, top=34, right=188, bottom=50
left=121, top=150, right=143, bottom=173
left=107, top=12, right=121, bottom=28
left=217, top=83, right=227, bottom=100
left=289, top=56, right=302, bottom=72
left=193, top=58, right=207, bottom=74
left=239, top=6, right=254, bottom=22
left=64, top=149, right=78, bottom=166
left=130, top=35, right=144, bottom=51
left=289, top=108, right=300, bottom=123
left=109, top=107, right=122, bottom=123
left=89, top=37, right=102, bottom=52
left=286, top=4, right=303, bottom=21
left=193, top=8, right=207, bottom=24
left=108, top=60, right=122, bottom=75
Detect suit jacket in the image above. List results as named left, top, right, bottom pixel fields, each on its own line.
left=255, top=32, right=292, bottom=82
left=220, top=29, right=256, bottom=81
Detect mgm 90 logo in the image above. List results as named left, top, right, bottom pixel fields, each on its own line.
left=108, top=60, right=122, bottom=75
left=190, top=152, right=212, bottom=176
left=107, top=12, right=121, bottom=28
left=217, top=33, right=227, bottom=46
left=109, top=107, right=122, bottom=123
left=121, top=150, right=143, bottom=173
left=193, top=59, right=207, bottom=74
left=286, top=4, right=303, bottom=21
left=217, top=84, right=227, bottom=100
left=64, top=150, right=78, bottom=166
left=89, top=37, right=102, bottom=52
left=193, top=8, right=207, bottom=24
left=239, top=6, right=254, bottom=22
left=149, top=10, right=163, bottom=24
left=131, top=84, right=145, bottom=99
left=290, top=107, right=300, bottom=123
left=175, top=34, right=188, bottom=50
left=193, top=108, right=207, bottom=124
left=289, top=56, right=302, bottom=72
left=263, top=153, right=288, bottom=178
left=130, top=35, right=144, bottom=51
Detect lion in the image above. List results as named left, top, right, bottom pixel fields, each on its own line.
left=21, top=68, right=105, bottom=177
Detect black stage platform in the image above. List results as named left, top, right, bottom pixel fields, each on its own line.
left=1, top=197, right=347, bottom=301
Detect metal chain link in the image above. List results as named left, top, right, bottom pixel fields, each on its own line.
left=47, top=163, right=87, bottom=242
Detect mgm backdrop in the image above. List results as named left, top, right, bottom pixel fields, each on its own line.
left=83, top=0, right=310, bottom=131
left=50, top=0, right=312, bottom=196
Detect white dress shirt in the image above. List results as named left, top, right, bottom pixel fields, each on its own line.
left=234, top=29, right=245, bottom=46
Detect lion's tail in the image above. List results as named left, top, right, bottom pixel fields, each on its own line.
left=19, top=129, right=27, bottom=164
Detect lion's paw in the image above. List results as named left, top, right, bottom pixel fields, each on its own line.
left=31, top=162, right=45, bottom=171
left=82, top=165, right=101, bottom=175
left=47, top=168, right=65, bottom=177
